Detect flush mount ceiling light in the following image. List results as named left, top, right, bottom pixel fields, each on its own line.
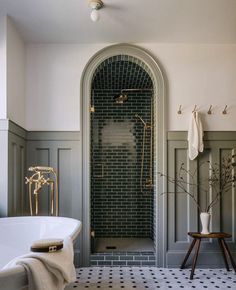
left=88, top=0, right=104, bottom=22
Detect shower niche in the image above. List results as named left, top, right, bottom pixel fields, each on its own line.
left=90, top=55, right=156, bottom=266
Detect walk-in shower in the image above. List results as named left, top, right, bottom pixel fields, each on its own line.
left=90, top=55, right=155, bottom=266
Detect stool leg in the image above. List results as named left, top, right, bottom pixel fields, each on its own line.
left=218, top=238, right=230, bottom=271
left=180, top=238, right=197, bottom=269
left=222, top=238, right=236, bottom=272
left=190, top=238, right=201, bottom=280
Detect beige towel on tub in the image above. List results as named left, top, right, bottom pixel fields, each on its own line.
left=3, top=237, right=76, bottom=290
left=188, top=111, right=204, bottom=160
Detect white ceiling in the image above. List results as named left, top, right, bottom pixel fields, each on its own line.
left=0, top=0, right=236, bottom=43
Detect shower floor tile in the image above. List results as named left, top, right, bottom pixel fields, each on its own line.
left=66, top=267, right=236, bottom=289
left=95, top=238, right=154, bottom=252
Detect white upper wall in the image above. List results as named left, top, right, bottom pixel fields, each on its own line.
left=0, top=16, right=25, bottom=126
left=6, top=17, right=25, bottom=127
left=25, top=43, right=236, bottom=131
left=142, top=43, right=236, bottom=131
left=25, top=43, right=106, bottom=131
left=0, top=16, right=7, bottom=119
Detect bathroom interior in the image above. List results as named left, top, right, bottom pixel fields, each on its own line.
left=1, top=1, right=236, bottom=290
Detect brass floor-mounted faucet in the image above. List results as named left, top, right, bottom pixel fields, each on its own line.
left=25, top=166, right=59, bottom=216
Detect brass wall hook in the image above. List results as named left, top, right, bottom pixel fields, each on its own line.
left=207, top=105, right=213, bottom=114
left=192, top=105, right=197, bottom=113
left=222, top=105, right=228, bottom=115
left=177, top=105, right=182, bottom=114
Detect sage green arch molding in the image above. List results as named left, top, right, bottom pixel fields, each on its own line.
left=80, top=43, right=167, bottom=267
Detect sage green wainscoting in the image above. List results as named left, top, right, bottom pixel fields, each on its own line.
left=0, top=120, right=9, bottom=217
left=0, top=119, right=27, bottom=217
left=27, top=131, right=82, bottom=266
left=167, top=131, right=236, bottom=267
left=0, top=120, right=82, bottom=266
left=26, top=131, right=81, bottom=218
left=8, top=126, right=27, bottom=216
left=1, top=120, right=236, bottom=268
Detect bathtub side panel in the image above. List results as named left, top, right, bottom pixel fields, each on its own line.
left=0, top=267, right=28, bottom=290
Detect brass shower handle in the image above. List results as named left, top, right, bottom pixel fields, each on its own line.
left=94, top=163, right=104, bottom=178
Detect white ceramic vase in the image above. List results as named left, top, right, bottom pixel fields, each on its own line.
left=200, top=212, right=211, bottom=234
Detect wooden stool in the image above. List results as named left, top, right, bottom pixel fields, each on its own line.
left=180, top=232, right=236, bottom=280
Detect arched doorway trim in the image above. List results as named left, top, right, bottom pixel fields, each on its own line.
left=80, top=43, right=167, bottom=266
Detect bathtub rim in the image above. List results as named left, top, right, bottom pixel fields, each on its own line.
left=0, top=216, right=82, bottom=289
left=0, top=215, right=82, bottom=241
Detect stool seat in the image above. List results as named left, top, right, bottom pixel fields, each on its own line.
left=180, top=232, right=236, bottom=280
left=188, top=232, right=232, bottom=239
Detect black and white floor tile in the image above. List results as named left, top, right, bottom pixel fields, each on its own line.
left=66, top=267, right=236, bottom=290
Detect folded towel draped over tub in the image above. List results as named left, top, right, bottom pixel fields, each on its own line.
left=3, top=237, right=76, bottom=290
left=188, top=111, right=204, bottom=160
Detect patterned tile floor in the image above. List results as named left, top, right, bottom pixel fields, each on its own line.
left=66, top=267, right=236, bottom=290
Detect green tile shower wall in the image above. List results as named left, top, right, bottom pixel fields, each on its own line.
left=90, top=91, right=154, bottom=238
left=92, top=58, right=153, bottom=90
left=90, top=252, right=156, bottom=267
left=91, top=56, right=155, bottom=239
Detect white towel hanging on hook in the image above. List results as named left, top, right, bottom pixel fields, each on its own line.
left=188, top=111, right=204, bottom=160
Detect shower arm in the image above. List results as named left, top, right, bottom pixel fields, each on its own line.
left=135, top=114, right=147, bottom=127
left=121, top=88, right=153, bottom=94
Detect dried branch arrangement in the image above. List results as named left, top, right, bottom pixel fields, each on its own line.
left=158, top=154, right=236, bottom=213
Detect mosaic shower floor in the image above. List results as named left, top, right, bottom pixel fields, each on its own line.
left=66, top=267, right=236, bottom=289
left=95, top=238, right=154, bottom=252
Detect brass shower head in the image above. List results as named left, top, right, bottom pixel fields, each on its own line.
left=114, top=94, right=128, bottom=104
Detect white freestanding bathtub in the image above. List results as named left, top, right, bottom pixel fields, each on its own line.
left=0, top=216, right=82, bottom=290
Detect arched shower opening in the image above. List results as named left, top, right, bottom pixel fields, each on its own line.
left=90, top=56, right=154, bottom=264
left=81, top=44, right=166, bottom=267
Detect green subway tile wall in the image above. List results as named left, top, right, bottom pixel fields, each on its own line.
left=90, top=56, right=154, bottom=238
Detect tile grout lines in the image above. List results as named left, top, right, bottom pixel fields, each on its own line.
left=66, top=267, right=236, bottom=290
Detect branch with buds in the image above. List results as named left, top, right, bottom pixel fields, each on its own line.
left=158, top=154, right=236, bottom=213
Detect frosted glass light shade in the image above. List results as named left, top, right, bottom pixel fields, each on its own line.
left=91, top=9, right=99, bottom=22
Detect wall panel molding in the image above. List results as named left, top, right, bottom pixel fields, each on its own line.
left=0, top=119, right=26, bottom=217
left=27, top=131, right=80, bottom=141
left=26, top=131, right=82, bottom=266
left=168, top=131, right=236, bottom=141
left=0, top=119, right=82, bottom=266
left=8, top=132, right=26, bottom=216
left=167, top=131, right=236, bottom=267
left=0, top=127, right=8, bottom=216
